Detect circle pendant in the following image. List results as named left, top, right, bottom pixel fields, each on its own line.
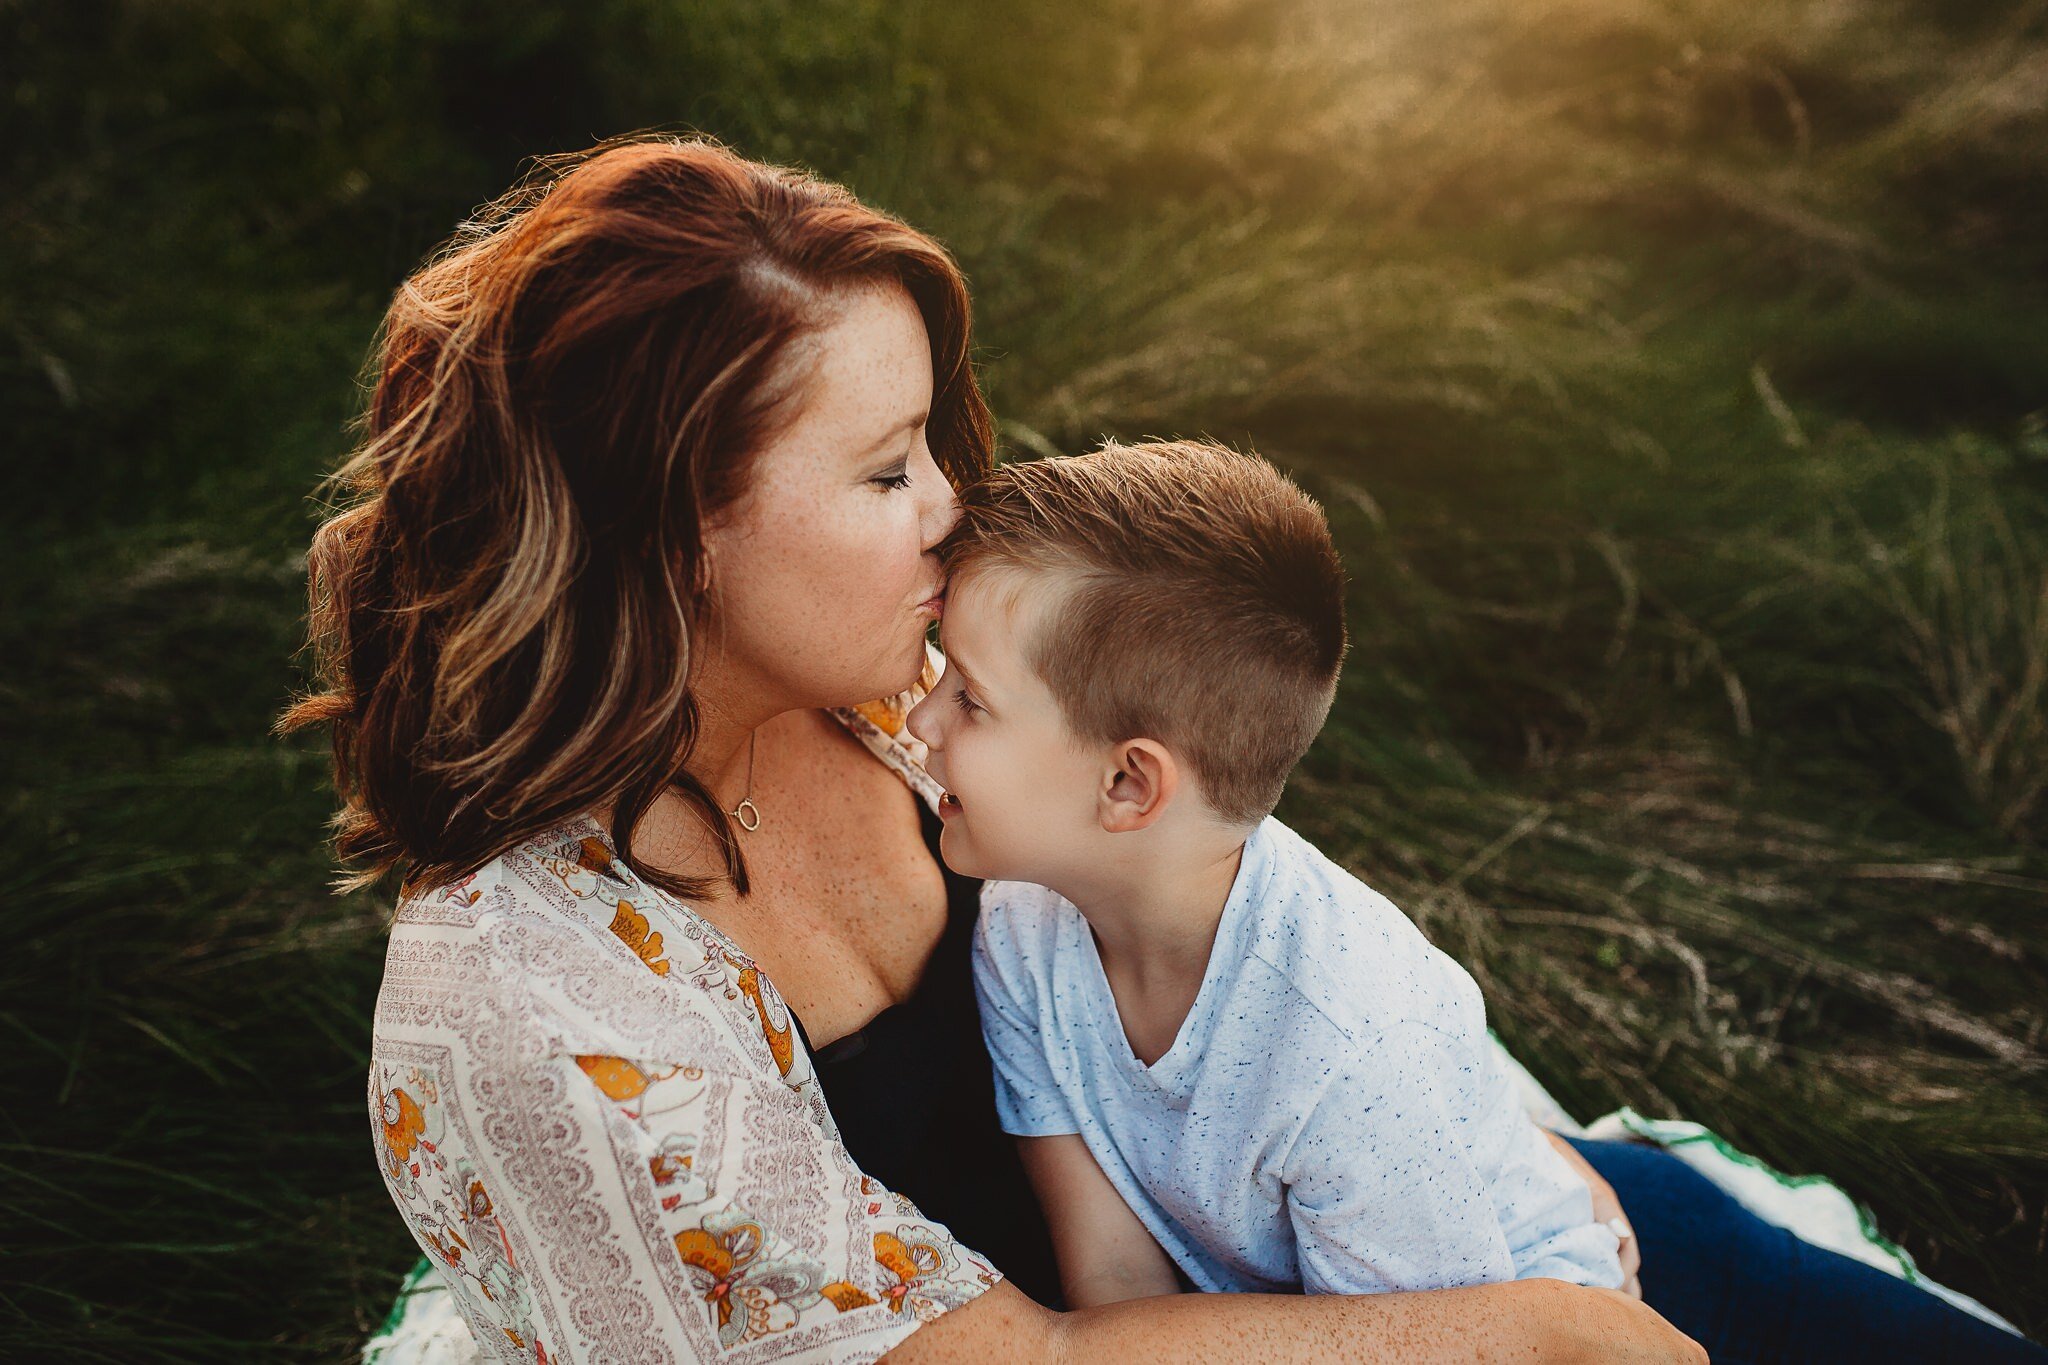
left=732, top=799, right=762, bottom=833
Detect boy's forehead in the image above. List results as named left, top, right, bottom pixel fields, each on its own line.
left=942, top=566, right=1056, bottom=676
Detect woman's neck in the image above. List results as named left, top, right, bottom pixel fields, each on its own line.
left=686, top=694, right=770, bottom=813
left=619, top=663, right=785, bottom=877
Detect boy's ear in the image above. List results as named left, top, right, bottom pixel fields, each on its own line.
left=1098, top=739, right=1178, bottom=834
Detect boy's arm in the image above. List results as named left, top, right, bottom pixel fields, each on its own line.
left=1017, top=1133, right=1182, bottom=1308
left=972, top=896, right=1176, bottom=1305
left=1542, top=1130, right=1641, bottom=1298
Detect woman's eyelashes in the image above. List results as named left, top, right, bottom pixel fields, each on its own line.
left=869, top=438, right=926, bottom=491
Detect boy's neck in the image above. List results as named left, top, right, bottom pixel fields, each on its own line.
left=1061, top=825, right=1252, bottom=991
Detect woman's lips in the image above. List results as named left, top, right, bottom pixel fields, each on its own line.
left=916, top=592, right=946, bottom=619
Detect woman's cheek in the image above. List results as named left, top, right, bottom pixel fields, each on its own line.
left=842, top=505, right=917, bottom=606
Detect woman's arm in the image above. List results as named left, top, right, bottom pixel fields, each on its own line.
left=884, top=1275, right=1707, bottom=1365
left=1018, top=1133, right=1181, bottom=1307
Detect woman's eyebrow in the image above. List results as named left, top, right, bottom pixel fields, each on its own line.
left=861, top=411, right=930, bottom=456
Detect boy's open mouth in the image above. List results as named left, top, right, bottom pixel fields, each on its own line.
left=937, top=792, right=964, bottom=819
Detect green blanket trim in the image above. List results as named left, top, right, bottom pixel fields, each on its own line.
left=1608, top=1106, right=1922, bottom=1285
left=367, top=1258, right=442, bottom=1361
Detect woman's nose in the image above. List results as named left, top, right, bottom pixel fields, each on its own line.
left=917, top=449, right=961, bottom=551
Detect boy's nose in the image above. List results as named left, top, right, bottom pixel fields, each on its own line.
left=906, top=690, right=948, bottom=755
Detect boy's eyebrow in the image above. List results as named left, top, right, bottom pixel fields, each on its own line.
left=943, top=647, right=978, bottom=687
left=938, top=636, right=988, bottom=694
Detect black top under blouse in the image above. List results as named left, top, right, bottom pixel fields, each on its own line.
left=787, top=799, right=1061, bottom=1304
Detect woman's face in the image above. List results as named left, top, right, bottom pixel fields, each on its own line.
left=697, top=284, right=954, bottom=718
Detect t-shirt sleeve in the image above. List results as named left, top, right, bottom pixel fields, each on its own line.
left=1284, top=1020, right=1519, bottom=1295
left=971, top=894, right=1081, bottom=1138
left=567, top=1048, right=1000, bottom=1359
left=1472, top=1043, right=1626, bottom=1289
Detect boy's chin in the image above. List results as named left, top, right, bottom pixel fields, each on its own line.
left=935, top=823, right=1009, bottom=882
left=934, top=823, right=981, bottom=877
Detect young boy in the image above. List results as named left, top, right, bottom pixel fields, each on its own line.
left=903, top=439, right=1625, bottom=1308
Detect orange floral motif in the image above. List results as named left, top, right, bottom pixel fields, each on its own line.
left=853, top=695, right=908, bottom=735
left=870, top=1225, right=983, bottom=1317
left=423, top=1222, right=471, bottom=1268
left=608, top=900, right=671, bottom=976
left=649, top=1151, right=691, bottom=1183
left=380, top=1087, right=427, bottom=1174
left=575, top=1054, right=650, bottom=1102
left=647, top=1131, right=708, bottom=1209
left=674, top=1209, right=829, bottom=1346
left=575, top=837, right=619, bottom=878
left=821, top=1281, right=878, bottom=1311
left=873, top=1230, right=945, bottom=1313
left=727, top=957, right=795, bottom=1077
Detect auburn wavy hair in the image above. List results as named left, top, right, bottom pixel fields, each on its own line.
left=281, top=135, right=993, bottom=901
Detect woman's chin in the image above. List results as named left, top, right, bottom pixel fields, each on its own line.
left=890, top=626, right=934, bottom=688
left=824, top=636, right=930, bottom=714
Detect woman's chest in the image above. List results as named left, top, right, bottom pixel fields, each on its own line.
left=706, top=727, right=949, bottom=1043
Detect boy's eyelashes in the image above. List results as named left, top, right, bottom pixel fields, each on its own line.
left=951, top=687, right=981, bottom=716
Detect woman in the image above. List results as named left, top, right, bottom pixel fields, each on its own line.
left=291, top=137, right=2025, bottom=1363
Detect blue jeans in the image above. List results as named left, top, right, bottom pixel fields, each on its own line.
left=1567, top=1137, right=2045, bottom=1364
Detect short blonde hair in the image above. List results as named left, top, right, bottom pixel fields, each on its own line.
left=942, top=439, right=1346, bottom=824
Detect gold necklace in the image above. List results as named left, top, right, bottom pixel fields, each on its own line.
left=727, top=731, right=762, bottom=833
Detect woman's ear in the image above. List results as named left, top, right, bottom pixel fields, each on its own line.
left=1098, top=739, right=1179, bottom=834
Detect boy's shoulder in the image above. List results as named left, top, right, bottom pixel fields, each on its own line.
left=1244, top=818, right=1482, bottom=1044
left=972, top=879, right=1075, bottom=974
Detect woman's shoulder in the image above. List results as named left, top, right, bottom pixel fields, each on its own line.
left=370, top=814, right=1003, bottom=1362
left=378, top=819, right=808, bottom=1086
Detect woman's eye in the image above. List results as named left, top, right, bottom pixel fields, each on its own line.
left=871, top=468, right=913, bottom=491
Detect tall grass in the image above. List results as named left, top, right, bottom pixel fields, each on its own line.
left=3, top=0, right=2044, bottom=1356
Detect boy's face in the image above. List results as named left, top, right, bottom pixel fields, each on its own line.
left=906, top=569, right=1104, bottom=886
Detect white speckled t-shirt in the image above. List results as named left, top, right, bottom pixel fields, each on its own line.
left=971, top=816, right=1624, bottom=1297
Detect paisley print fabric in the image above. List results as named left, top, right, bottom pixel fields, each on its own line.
left=369, top=646, right=997, bottom=1362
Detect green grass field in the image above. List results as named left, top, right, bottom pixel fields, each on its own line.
left=4, top=0, right=2045, bottom=1357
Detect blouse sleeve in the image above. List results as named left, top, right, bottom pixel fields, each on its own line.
left=373, top=963, right=1000, bottom=1364
left=479, top=1042, right=998, bottom=1362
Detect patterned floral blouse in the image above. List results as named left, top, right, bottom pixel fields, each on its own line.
left=367, top=652, right=999, bottom=1363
